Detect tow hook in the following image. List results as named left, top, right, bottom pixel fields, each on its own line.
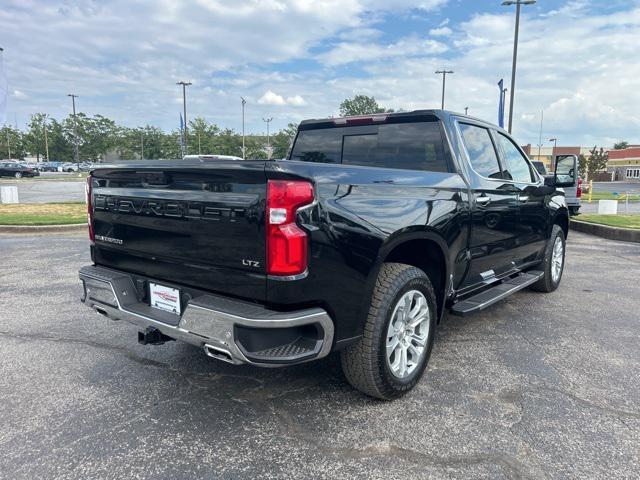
left=138, top=327, right=175, bottom=345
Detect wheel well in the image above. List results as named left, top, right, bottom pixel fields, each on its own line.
left=384, top=239, right=447, bottom=321
left=555, top=212, right=569, bottom=239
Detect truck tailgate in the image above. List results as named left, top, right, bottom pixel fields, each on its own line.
left=90, top=161, right=267, bottom=301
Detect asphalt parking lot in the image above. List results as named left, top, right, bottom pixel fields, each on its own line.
left=1, top=231, right=638, bottom=479
left=0, top=177, right=85, bottom=203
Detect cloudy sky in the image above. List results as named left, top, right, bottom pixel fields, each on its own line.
left=1, top=0, right=639, bottom=147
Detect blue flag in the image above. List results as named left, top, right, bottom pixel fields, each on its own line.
left=179, top=113, right=185, bottom=155
left=497, top=79, right=505, bottom=129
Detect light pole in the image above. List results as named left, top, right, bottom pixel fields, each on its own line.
left=241, top=97, right=246, bottom=159
left=435, top=69, right=454, bottom=109
left=549, top=137, right=557, bottom=170
left=263, top=117, right=273, bottom=159
left=140, top=130, right=144, bottom=159
left=536, top=109, right=544, bottom=160
left=464, top=106, right=469, bottom=115
left=502, top=0, right=536, bottom=134
left=43, top=114, right=49, bottom=161
left=67, top=94, right=79, bottom=164
left=176, top=81, right=192, bottom=154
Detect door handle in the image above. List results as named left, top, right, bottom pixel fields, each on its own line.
left=476, top=195, right=491, bottom=206
left=519, top=196, right=529, bottom=203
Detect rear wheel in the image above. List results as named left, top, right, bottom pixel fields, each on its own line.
left=531, top=224, right=565, bottom=293
left=14, top=171, right=22, bottom=179
left=340, top=263, right=437, bottom=400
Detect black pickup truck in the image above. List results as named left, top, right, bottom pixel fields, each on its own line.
left=79, top=110, right=576, bottom=399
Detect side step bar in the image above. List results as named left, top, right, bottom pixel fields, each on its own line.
left=450, top=270, right=544, bottom=317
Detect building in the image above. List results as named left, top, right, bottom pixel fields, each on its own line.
left=607, top=147, right=640, bottom=181
left=521, top=145, right=592, bottom=171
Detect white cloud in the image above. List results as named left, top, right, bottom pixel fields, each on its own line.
left=318, top=36, right=448, bottom=66
left=258, top=90, right=286, bottom=106
left=429, top=26, right=452, bottom=36
left=258, top=91, right=306, bottom=106
left=286, top=95, right=306, bottom=106
left=12, top=90, right=27, bottom=100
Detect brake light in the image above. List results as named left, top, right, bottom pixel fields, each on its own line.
left=266, top=180, right=314, bottom=276
left=86, top=175, right=95, bottom=243
left=577, top=178, right=582, bottom=198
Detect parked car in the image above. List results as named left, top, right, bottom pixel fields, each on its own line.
left=58, top=162, right=79, bottom=172
left=0, top=162, right=39, bottom=178
left=79, top=110, right=574, bottom=399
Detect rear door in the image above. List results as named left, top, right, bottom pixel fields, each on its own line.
left=91, top=161, right=268, bottom=301
left=456, top=122, right=520, bottom=289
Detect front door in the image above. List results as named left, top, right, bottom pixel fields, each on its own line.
left=494, top=131, right=548, bottom=264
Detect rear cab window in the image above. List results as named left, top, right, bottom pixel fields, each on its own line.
left=458, top=123, right=502, bottom=179
left=290, top=117, right=450, bottom=172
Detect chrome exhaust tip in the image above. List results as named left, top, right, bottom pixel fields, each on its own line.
left=204, top=344, right=235, bottom=364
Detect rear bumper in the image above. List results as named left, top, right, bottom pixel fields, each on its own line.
left=78, top=265, right=334, bottom=366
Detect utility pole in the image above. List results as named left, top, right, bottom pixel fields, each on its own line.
left=464, top=107, right=469, bottom=115
left=502, top=0, right=536, bottom=133
left=67, top=94, right=79, bottom=165
left=6, top=129, right=11, bottom=159
left=176, top=81, right=192, bottom=154
left=241, top=97, right=246, bottom=159
left=263, top=117, right=273, bottom=160
left=43, top=114, right=49, bottom=161
left=140, top=131, right=144, bottom=159
left=435, top=69, right=454, bottom=109
left=198, top=132, right=201, bottom=155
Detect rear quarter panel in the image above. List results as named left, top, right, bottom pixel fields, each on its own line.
left=266, top=160, right=470, bottom=343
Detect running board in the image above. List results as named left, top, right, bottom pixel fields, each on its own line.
left=450, top=271, right=544, bottom=317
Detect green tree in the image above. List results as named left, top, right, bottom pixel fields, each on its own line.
left=188, top=117, right=221, bottom=155
left=271, top=123, right=298, bottom=159
left=46, top=119, right=73, bottom=161
left=23, top=113, right=48, bottom=160
left=339, top=95, right=390, bottom=116
left=613, top=141, right=628, bottom=150
left=0, top=126, right=26, bottom=159
left=584, top=147, right=608, bottom=177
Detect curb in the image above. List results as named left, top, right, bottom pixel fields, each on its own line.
left=0, top=223, right=87, bottom=234
left=570, top=219, right=640, bottom=244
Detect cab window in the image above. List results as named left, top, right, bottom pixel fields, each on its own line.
left=459, top=123, right=502, bottom=179
left=496, top=133, right=535, bottom=183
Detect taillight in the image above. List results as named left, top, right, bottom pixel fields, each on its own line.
left=577, top=177, right=582, bottom=198
left=86, top=175, right=95, bottom=243
left=266, top=180, right=314, bottom=276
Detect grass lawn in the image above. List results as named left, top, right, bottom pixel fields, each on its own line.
left=0, top=173, right=88, bottom=183
left=0, top=202, right=86, bottom=225
left=575, top=214, right=640, bottom=230
left=586, top=191, right=640, bottom=202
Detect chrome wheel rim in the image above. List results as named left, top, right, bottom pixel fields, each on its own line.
left=551, top=236, right=564, bottom=283
left=386, top=289, right=430, bottom=379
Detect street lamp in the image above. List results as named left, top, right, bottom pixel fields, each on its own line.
left=464, top=106, right=469, bottom=115
left=241, top=97, right=246, bottom=159
left=549, top=137, right=558, bottom=169
left=67, top=94, right=79, bottom=164
left=176, top=81, right=192, bottom=154
left=502, top=0, right=536, bottom=134
left=263, top=117, right=273, bottom=159
left=435, top=69, right=454, bottom=109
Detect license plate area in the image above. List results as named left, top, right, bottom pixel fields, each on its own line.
left=149, top=282, right=181, bottom=315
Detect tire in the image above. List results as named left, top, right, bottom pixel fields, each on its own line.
left=340, top=263, right=437, bottom=400
left=569, top=206, right=580, bottom=216
left=14, top=172, right=22, bottom=179
left=530, top=224, right=566, bottom=293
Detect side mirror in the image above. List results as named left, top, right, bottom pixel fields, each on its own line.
left=554, top=154, right=577, bottom=188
